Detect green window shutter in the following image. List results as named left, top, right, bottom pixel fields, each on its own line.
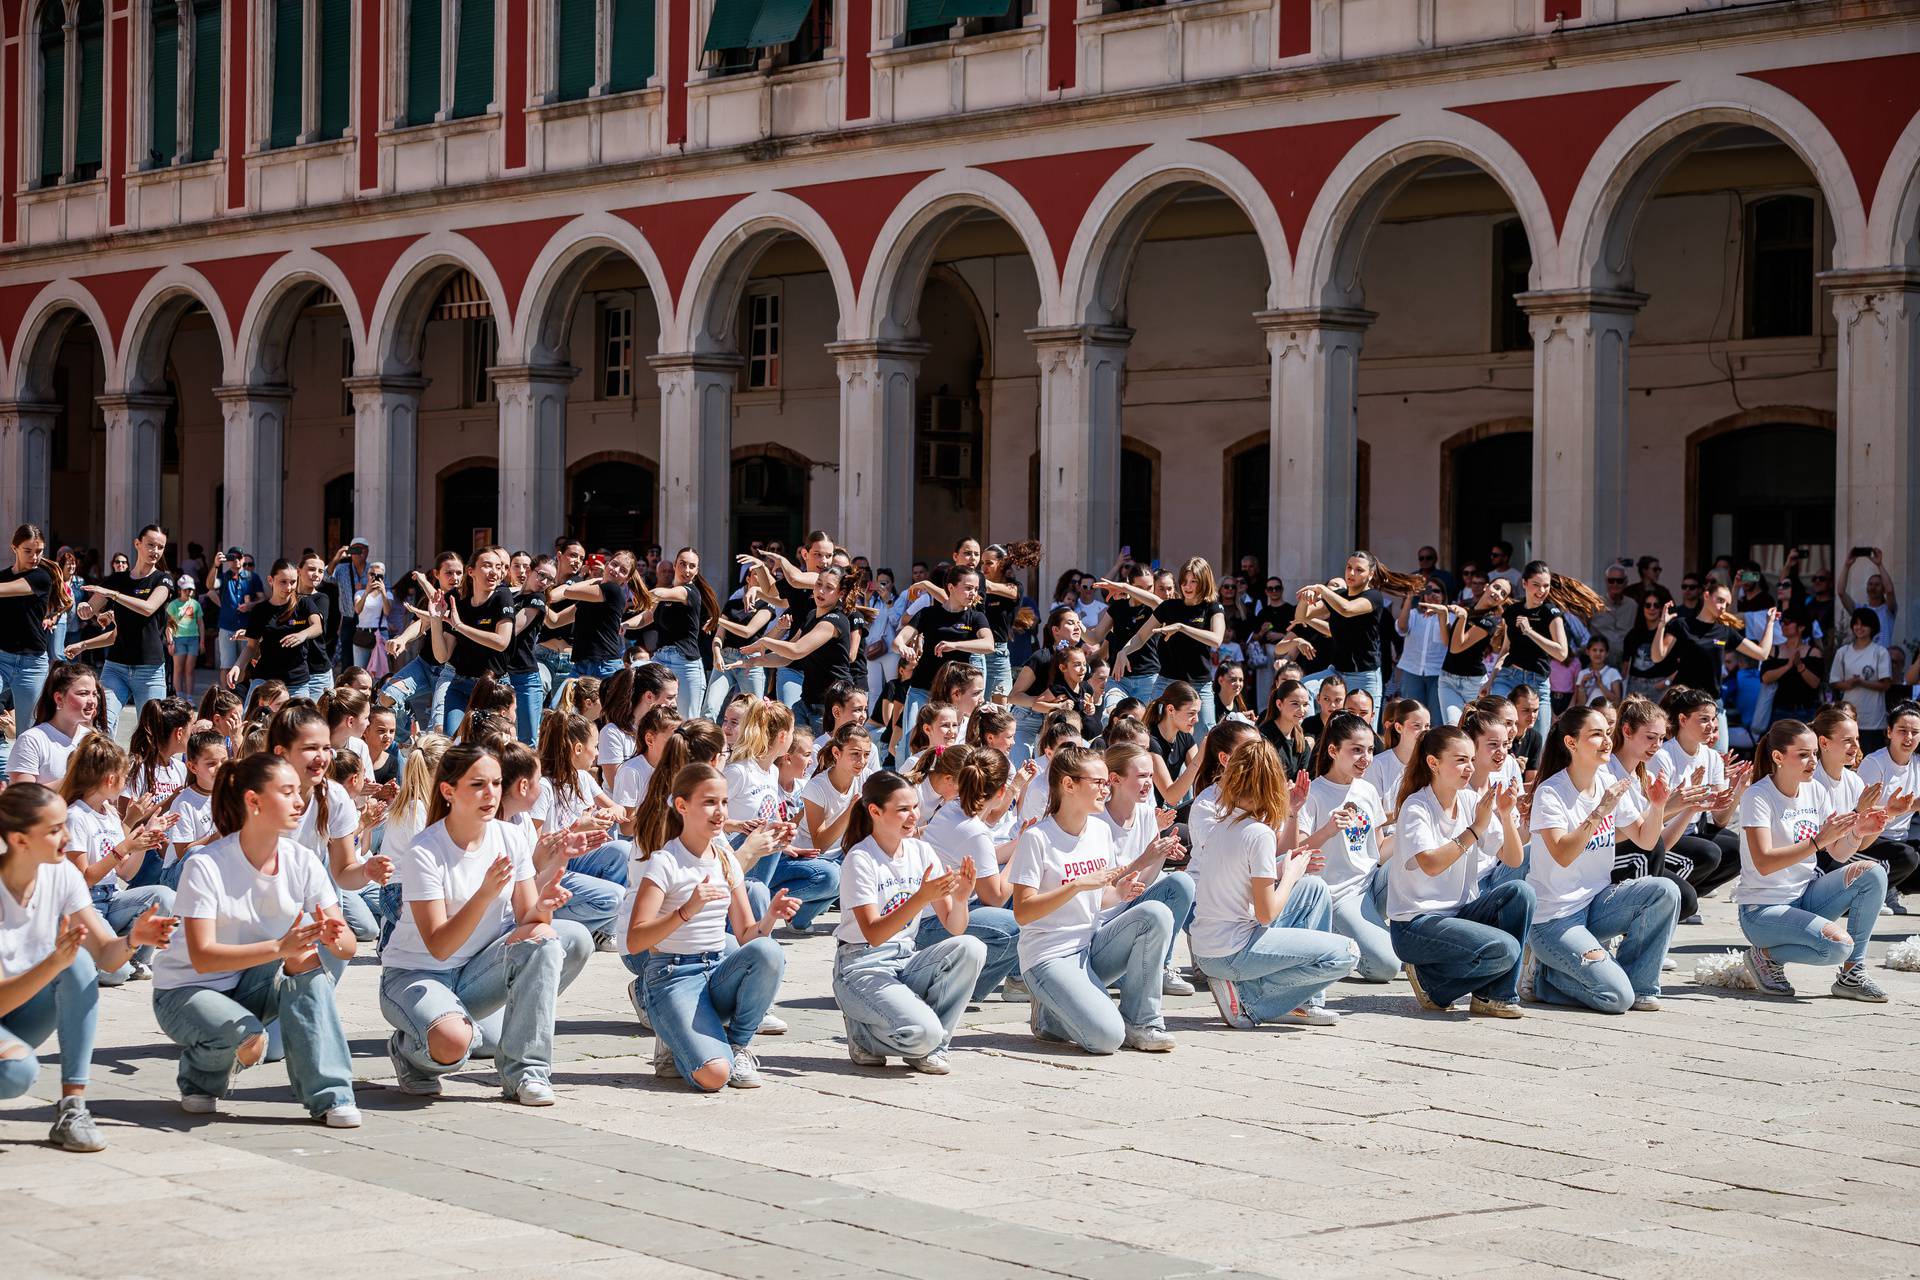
left=451, top=0, right=493, bottom=118
left=608, top=0, right=652, bottom=90
left=745, top=0, right=808, bottom=48
left=150, top=2, right=179, bottom=165
left=189, top=0, right=221, bottom=161
left=317, top=0, right=351, bottom=139
left=38, top=6, right=63, bottom=183
left=940, top=0, right=1011, bottom=16
left=702, top=0, right=762, bottom=52
left=269, top=0, right=302, bottom=147
left=406, top=0, right=441, bottom=124
left=904, top=0, right=944, bottom=28
left=554, top=0, right=593, bottom=100
left=74, top=0, right=104, bottom=177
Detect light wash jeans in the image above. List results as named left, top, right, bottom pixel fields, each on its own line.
left=568, top=839, right=631, bottom=887
left=1112, top=870, right=1194, bottom=969
left=901, top=687, right=932, bottom=752
left=1437, top=672, right=1485, bottom=725
left=1530, top=878, right=1680, bottom=1013
left=984, top=642, right=1013, bottom=700
left=1335, top=668, right=1382, bottom=727
left=1111, top=672, right=1164, bottom=710
left=295, top=669, right=334, bottom=701
left=1194, top=683, right=1218, bottom=736
left=382, top=655, right=451, bottom=740
left=508, top=669, right=543, bottom=744
left=96, top=883, right=176, bottom=984
left=1330, top=867, right=1400, bottom=981
left=770, top=855, right=841, bottom=932
left=1489, top=667, right=1551, bottom=709
left=217, top=628, right=245, bottom=671
left=1010, top=705, right=1046, bottom=769
left=706, top=650, right=765, bottom=714
left=0, top=948, right=98, bottom=1095
left=1388, top=880, right=1536, bottom=1008
left=1738, top=863, right=1888, bottom=969
left=380, top=921, right=594, bottom=1094
left=335, top=882, right=382, bottom=944
left=152, top=959, right=355, bottom=1115
left=1196, top=896, right=1358, bottom=1026
left=773, top=667, right=805, bottom=711
left=443, top=674, right=488, bottom=739
left=1025, top=897, right=1173, bottom=1053
left=100, top=659, right=167, bottom=736
left=914, top=904, right=1021, bottom=1001
left=654, top=651, right=708, bottom=721
left=0, top=648, right=50, bottom=774
left=571, top=657, right=624, bottom=682
left=833, top=933, right=986, bottom=1060
left=641, top=939, right=785, bottom=1087
left=1395, top=671, right=1440, bottom=717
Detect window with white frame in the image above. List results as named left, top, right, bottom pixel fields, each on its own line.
left=403, top=0, right=495, bottom=125
left=551, top=0, right=654, bottom=100
left=601, top=300, right=634, bottom=398
left=267, top=0, right=352, bottom=149
left=744, top=289, right=780, bottom=390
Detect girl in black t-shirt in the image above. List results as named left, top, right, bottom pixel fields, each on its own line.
left=548, top=550, right=647, bottom=680
left=738, top=566, right=861, bottom=730
left=1430, top=577, right=1510, bottom=726
left=1009, top=606, right=1087, bottom=767
left=1120, top=558, right=1226, bottom=735
left=0, top=524, right=70, bottom=739
left=1259, top=678, right=1316, bottom=781
left=643, top=548, right=724, bottom=721
left=1144, top=680, right=1205, bottom=808
left=427, top=547, right=518, bottom=739
left=223, top=560, right=320, bottom=695
left=1292, top=552, right=1423, bottom=730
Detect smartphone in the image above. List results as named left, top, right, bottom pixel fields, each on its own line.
left=1852, top=547, right=1875, bottom=559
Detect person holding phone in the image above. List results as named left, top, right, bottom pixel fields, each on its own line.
left=353, top=562, right=392, bottom=672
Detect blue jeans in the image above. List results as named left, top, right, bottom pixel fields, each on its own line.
left=334, top=882, right=382, bottom=943
left=901, top=687, right=931, bottom=752
left=1388, top=880, right=1536, bottom=1008
left=382, top=656, right=450, bottom=739
left=572, top=657, right=624, bottom=682
left=1113, top=870, right=1194, bottom=969
left=1010, top=705, right=1046, bottom=769
left=152, top=960, right=355, bottom=1115
left=1437, top=672, right=1485, bottom=725
left=97, top=883, right=176, bottom=984
left=100, top=659, right=167, bottom=736
left=1112, top=672, right=1163, bottom=709
left=654, top=651, right=708, bottom=721
left=1531, top=878, right=1680, bottom=1013
left=1196, top=900, right=1358, bottom=1026
left=915, top=904, right=1021, bottom=1001
left=1330, top=868, right=1400, bottom=981
left=295, top=670, right=333, bottom=701
left=1336, top=668, right=1382, bottom=727
left=443, top=675, right=487, bottom=739
left=568, top=839, right=631, bottom=887
left=0, top=648, right=50, bottom=773
left=833, top=934, right=986, bottom=1060
left=554, top=871, right=623, bottom=937
left=1490, top=667, right=1551, bottom=709
left=0, top=948, right=98, bottom=1095
left=984, top=642, right=1012, bottom=700
left=1194, top=683, right=1218, bottom=736
left=1738, top=863, right=1887, bottom=969
left=380, top=921, right=594, bottom=1093
left=706, top=651, right=765, bottom=711
left=1395, top=670, right=1439, bottom=717
left=773, top=666, right=805, bottom=711
left=1025, top=897, right=1173, bottom=1053
left=508, top=669, right=543, bottom=744
left=770, top=855, right=841, bottom=931
left=641, top=940, right=785, bottom=1088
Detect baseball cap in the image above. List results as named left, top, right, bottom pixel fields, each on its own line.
left=176, top=574, right=196, bottom=591
left=349, top=537, right=370, bottom=550
left=225, top=546, right=244, bottom=559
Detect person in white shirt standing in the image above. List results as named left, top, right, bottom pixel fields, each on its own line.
left=1830, top=608, right=1895, bottom=753
left=1735, top=719, right=1892, bottom=1002
left=1521, top=707, right=1679, bottom=1013
left=1854, top=701, right=1920, bottom=914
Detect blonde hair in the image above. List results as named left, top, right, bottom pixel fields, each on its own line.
left=1216, top=739, right=1291, bottom=831
left=735, top=698, right=794, bottom=765
left=392, top=733, right=452, bottom=830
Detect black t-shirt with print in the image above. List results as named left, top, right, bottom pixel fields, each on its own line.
left=245, top=597, right=316, bottom=684
left=450, top=586, right=514, bottom=678
left=1154, top=600, right=1224, bottom=685
left=908, top=605, right=989, bottom=691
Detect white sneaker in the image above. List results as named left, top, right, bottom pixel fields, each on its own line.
left=1660, top=955, right=1678, bottom=972
left=757, top=1012, right=788, bottom=1036
left=906, top=1050, right=952, bottom=1075
left=1207, top=976, right=1257, bottom=1030
left=321, top=1104, right=363, bottom=1128
left=129, top=961, right=153, bottom=982
left=179, top=1093, right=217, bottom=1115
left=505, top=1079, right=556, bottom=1106
left=1517, top=946, right=1539, bottom=1003
left=727, top=1048, right=763, bottom=1088
left=1160, top=968, right=1195, bottom=997
left=1279, top=1006, right=1341, bottom=1027
left=654, top=1043, right=682, bottom=1079
left=1121, top=1026, right=1176, bottom=1052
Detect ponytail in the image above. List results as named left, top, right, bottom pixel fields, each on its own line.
left=1752, top=719, right=1813, bottom=785
left=842, top=771, right=913, bottom=852
left=211, top=754, right=298, bottom=836
left=1396, top=725, right=1470, bottom=815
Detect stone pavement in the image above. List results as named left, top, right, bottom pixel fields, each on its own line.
left=5, top=897, right=1920, bottom=1280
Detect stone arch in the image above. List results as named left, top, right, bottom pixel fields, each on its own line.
left=513, top=212, right=676, bottom=368
left=1063, top=144, right=1289, bottom=328
left=9, top=284, right=114, bottom=400
left=119, top=268, right=230, bottom=395
left=1291, top=114, right=1555, bottom=311
left=1560, top=81, right=1866, bottom=290
left=856, top=168, right=1056, bottom=342
left=363, top=233, right=511, bottom=377
left=233, top=249, right=366, bottom=387
left=1869, top=111, right=1920, bottom=270
left=675, top=192, right=857, bottom=354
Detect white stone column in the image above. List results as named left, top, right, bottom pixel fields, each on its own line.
left=1828, top=268, right=1920, bottom=611
left=651, top=352, right=742, bottom=567
left=214, top=386, right=290, bottom=561
left=345, top=375, right=426, bottom=570
left=1520, top=288, right=1645, bottom=583
left=96, top=393, right=169, bottom=553
left=0, top=401, right=59, bottom=536
left=1027, top=325, right=1131, bottom=592
left=1257, top=307, right=1372, bottom=589
left=491, top=363, right=578, bottom=554
left=828, top=338, right=928, bottom=575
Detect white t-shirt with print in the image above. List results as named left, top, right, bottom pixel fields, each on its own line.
left=1832, top=642, right=1892, bottom=731
left=0, top=859, right=91, bottom=979
left=1527, top=769, right=1648, bottom=922
left=1094, top=799, right=1159, bottom=871
left=152, top=835, right=336, bottom=992
left=1735, top=776, right=1831, bottom=907
left=1188, top=814, right=1278, bottom=961
left=724, top=758, right=784, bottom=825
left=383, top=819, right=535, bottom=972
left=9, top=722, right=91, bottom=785
left=1297, top=776, right=1387, bottom=904
left=65, top=800, right=128, bottom=894
left=834, top=835, right=942, bottom=945
left=126, top=756, right=187, bottom=805
left=620, top=837, right=735, bottom=956
left=1859, top=747, right=1920, bottom=840
left=1008, top=816, right=1116, bottom=968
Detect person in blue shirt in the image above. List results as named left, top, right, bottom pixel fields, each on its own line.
left=214, top=550, right=264, bottom=672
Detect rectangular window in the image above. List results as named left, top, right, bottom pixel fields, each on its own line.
left=608, top=0, right=654, bottom=91
left=451, top=0, right=495, bottom=118
left=39, top=29, right=65, bottom=183
left=406, top=0, right=442, bottom=124
left=745, top=290, right=779, bottom=390
left=554, top=0, right=595, bottom=100
left=601, top=301, right=634, bottom=399
left=188, top=0, right=220, bottom=161
left=318, top=0, right=352, bottom=138
left=150, top=4, right=179, bottom=165
left=1745, top=195, right=1816, bottom=340
left=468, top=320, right=497, bottom=405
left=269, top=0, right=303, bottom=147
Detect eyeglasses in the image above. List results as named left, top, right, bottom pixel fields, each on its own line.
left=1682, top=581, right=1701, bottom=591
left=1605, top=577, right=1626, bottom=585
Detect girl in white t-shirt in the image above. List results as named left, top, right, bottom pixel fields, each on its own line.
left=832, top=772, right=984, bottom=1073
left=1190, top=739, right=1357, bottom=1030
left=163, top=731, right=229, bottom=883
left=1010, top=746, right=1175, bottom=1054
left=123, top=696, right=192, bottom=811
left=1300, top=714, right=1398, bottom=983
left=1384, top=726, right=1530, bottom=1016
left=1095, top=744, right=1194, bottom=996
left=919, top=746, right=1025, bottom=1003
left=1522, top=707, right=1677, bottom=1014
left=380, top=745, right=592, bottom=1105
left=271, top=704, right=389, bottom=945
left=59, top=735, right=178, bottom=983
left=1649, top=686, right=1748, bottom=898
left=612, top=706, right=681, bottom=811
left=723, top=699, right=792, bottom=829
left=799, top=724, right=871, bottom=855
left=1851, top=700, right=1920, bottom=912
left=149, top=755, right=359, bottom=1126
left=1363, top=698, right=1429, bottom=816
left=1735, top=719, right=1891, bottom=1002
left=8, top=662, right=97, bottom=786
left=534, top=713, right=622, bottom=836
left=1183, top=720, right=1261, bottom=857
left=620, top=764, right=799, bottom=1090
left=2, top=783, right=177, bottom=1150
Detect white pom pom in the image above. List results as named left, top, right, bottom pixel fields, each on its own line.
left=1886, top=936, right=1920, bottom=972
left=1691, top=950, right=1757, bottom=989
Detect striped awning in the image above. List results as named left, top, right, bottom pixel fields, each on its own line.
left=434, top=271, right=493, bottom=320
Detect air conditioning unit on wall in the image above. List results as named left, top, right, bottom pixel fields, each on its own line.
left=920, top=438, right=976, bottom=482
left=918, top=395, right=980, bottom=482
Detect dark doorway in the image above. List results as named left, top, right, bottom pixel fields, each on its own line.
left=440, top=464, right=499, bottom=554
left=323, top=474, right=354, bottom=554
left=1229, top=445, right=1268, bottom=574
left=1448, top=431, right=1532, bottom=569
left=570, top=460, right=653, bottom=553
left=1695, top=424, right=1832, bottom=570
left=731, top=452, right=805, bottom=560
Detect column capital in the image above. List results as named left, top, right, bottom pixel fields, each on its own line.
left=824, top=338, right=932, bottom=363
left=342, top=374, right=430, bottom=397
left=94, top=391, right=176, bottom=415
left=212, top=383, right=293, bottom=405
left=648, top=350, right=745, bottom=374
left=485, top=363, right=581, bottom=386
left=0, top=399, right=62, bottom=421
left=1254, top=307, right=1376, bottom=334
left=1818, top=267, right=1920, bottom=296
left=1514, top=288, right=1648, bottom=317
left=1025, top=323, right=1135, bottom=350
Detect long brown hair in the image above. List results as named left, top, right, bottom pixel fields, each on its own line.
left=1396, top=725, right=1472, bottom=815
left=633, top=734, right=693, bottom=854
left=59, top=734, right=129, bottom=805
left=842, top=771, right=913, bottom=851
left=1192, top=719, right=1259, bottom=796
left=677, top=548, right=723, bottom=636
left=267, top=703, right=331, bottom=835
left=127, top=696, right=193, bottom=794
left=426, top=744, right=499, bottom=825
left=10, top=524, right=72, bottom=626
left=1752, top=719, right=1813, bottom=785
left=538, top=712, right=595, bottom=805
